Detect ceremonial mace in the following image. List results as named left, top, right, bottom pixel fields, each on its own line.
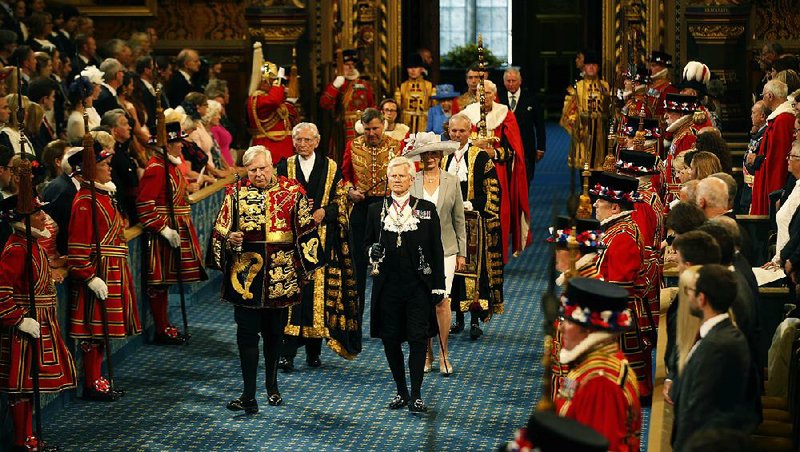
left=14, top=65, right=44, bottom=442
left=155, top=86, right=190, bottom=338
left=82, top=109, right=119, bottom=399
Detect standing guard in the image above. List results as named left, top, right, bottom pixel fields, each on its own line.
left=0, top=192, right=77, bottom=451
left=647, top=51, right=678, bottom=118
left=560, top=51, right=610, bottom=170
left=394, top=53, right=435, bottom=134
left=247, top=42, right=298, bottom=165
left=319, top=49, right=376, bottom=146
left=136, top=120, right=207, bottom=344
left=210, top=145, right=323, bottom=412
left=275, top=123, right=361, bottom=371
left=68, top=142, right=141, bottom=401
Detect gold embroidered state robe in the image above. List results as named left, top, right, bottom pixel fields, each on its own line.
left=394, top=78, right=435, bottom=134
left=560, top=77, right=611, bottom=169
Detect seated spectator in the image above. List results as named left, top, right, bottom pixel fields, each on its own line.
left=65, top=72, right=100, bottom=144
left=690, top=151, right=722, bottom=180
left=25, top=11, right=55, bottom=53
left=38, top=138, right=66, bottom=192
left=694, top=131, right=732, bottom=173
left=672, top=264, right=759, bottom=450
left=204, top=99, right=234, bottom=167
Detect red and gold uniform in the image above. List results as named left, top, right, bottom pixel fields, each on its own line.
left=556, top=277, right=641, bottom=452
left=463, top=102, right=532, bottom=262
left=68, top=181, right=142, bottom=395
left=394, top=78, right=435, bottom=134
left=556, top=342, right=641, bottom=452
left=662, top=94, right=711, bottom=206
left=136, top=153, right=206, bottom=338
left=319, top=77, right=376, bottom=142
left=247, top=85, right=298, bottom=164
left=647, top=72, right=679, bottom=118
left=560, top=77, right=611, bottom=170
left=342, top=134, right=402, bottom=195
left=0, top=225, right=77, bottom=449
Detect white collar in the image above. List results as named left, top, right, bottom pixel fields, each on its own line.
left=457, top=142, right=469, bottom=154
left=767, top=100, right=794, bottom=121
left=345, top=69, right=360, bottom=81
left=391, top=191, right=410, bottom=205
left=12, top=222, right=51, bottom=239
left=167, top=153, right=182, bottom=166
left=94, top=180, right=117, bottom=194
left=599, top=209, right=633, bottom=226
left=555, top=253, right=597, bottom=286
left=141, top=78, right=155, bottom=93
left=298, top=152, right=315, bottom=163
left=79, top=54, right=89, bottom=64
left=559, top=331, right=616, bottom=364
left=179, top=69, right=193, bottom=83
left=69, top=175, right=81, bottom=192
left=101, top=82, right=117, bottom=97
left=463, top=102, right=509, bottom=131
left=666, top=114, right=693, bottom=133
left=700, top=312, right=729, bottom=338
left=508, top=90, right=519, bottom=98
left=651, top=68, right=669, bottom=80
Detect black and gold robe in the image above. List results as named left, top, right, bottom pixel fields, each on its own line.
left=276, top=153, right=362, bottom=359
left=442, top=146, right=504, bottom=316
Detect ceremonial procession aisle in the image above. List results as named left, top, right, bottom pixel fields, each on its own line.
left=41, top=124, right=638, bottom=451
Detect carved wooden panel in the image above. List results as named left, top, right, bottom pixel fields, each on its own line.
left=752, top=0, right=800, bottom=41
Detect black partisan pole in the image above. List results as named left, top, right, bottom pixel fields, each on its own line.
left=155, top=85, right=189, bottom=337
left=81, top=114, right=118, bottom=399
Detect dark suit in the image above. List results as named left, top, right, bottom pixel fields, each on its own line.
left=497, top=87, right=546, bottom=184
left=672, top=317, right=759, bottom=450
left=70, top=54, right=100, bottom=81
left=94, top=85, right=122, bottom=118
left=41, top=173, right=79, bottom=256
left=364, top=195, right=444, bottom=401
left=0, top=2, right=24, bottom=45
left=167, top=71, right=197, bottom=109
left=136, top=78, right=164, bottom=131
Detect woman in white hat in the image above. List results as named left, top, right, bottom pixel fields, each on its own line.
left=406, top=132, right=465, bottom=376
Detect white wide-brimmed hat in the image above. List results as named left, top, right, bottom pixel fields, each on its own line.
left=401, top=132, right=460, bottom=161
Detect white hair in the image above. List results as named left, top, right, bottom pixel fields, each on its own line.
left=449, top=113, right=471, bottom=128
left=292, top=122, right=320, bottom=139
left=764, top=79, right=789, bottom=99
left=203, top=99, right=223, bottom=124
left=386, top=156, right=414, bottom=178
left=242, top=145, right=272, bottom=167
left=482, top=79, right=497, bottom=94
left=503, top=67, right=521, bottom=80
left=696, top=176, right=728, bottom=209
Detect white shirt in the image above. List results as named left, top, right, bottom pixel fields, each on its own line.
left=774, top=178, right=800, bottom=263
left=101, top=82, right=117, bottom=97
left=423, top=186, right=439, bottom=206
left=448, top=142, right=469, bottom=182
left=688, top=313, right=730, bottom=361
left=299, top=152, right=315, bottom=182
left=141, top=78, right=156, bottom=96
left=384, top=191, right=419, bottom=234
left=179, top=69, right=192, bottom=84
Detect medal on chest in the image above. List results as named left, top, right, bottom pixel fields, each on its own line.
left=558, top=377, right=578, bottom=400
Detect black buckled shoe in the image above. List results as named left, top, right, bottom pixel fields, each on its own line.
left=268, top=393, right=283, bottom=406
left=469, top=324, right=483, bottom=340
left=306, top=356, right=322, bottom=368
left=278, top=356, right=294, bottom=372
left=226, top=397, right=258, bottom=414
left=83, top=378, right=123, bottom=402
left=408, top=398, right=428, bottom=413
left=449, top=320, right=465, bottom=334
left=388, top=394, right=409, bottom=409
left=153, top=326, right=187, bottom=345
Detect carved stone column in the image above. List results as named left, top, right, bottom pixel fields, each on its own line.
left=685, top=1, right=750, bottom=130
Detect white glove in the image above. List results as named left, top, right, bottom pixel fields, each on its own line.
left=160, top=226, right=181, bottom=248
left=18, top=318, right=40, bottom=338
left=87, top=277, right=108, bottom=300
left=463, top=201, right=473, bottom=211
left=332, top=76, right=345, bottom=89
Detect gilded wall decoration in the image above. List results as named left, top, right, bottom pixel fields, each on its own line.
left=688, top=24, right=746, bottom=42
left=753, top=0, right=800, bottom=41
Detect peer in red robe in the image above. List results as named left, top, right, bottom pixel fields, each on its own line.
left=462, top=99, right=531, bottom=262
left=751, top=100, right=795, bottom=215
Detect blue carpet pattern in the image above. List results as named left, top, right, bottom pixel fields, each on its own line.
left=41, top=123, right=650, bottom=451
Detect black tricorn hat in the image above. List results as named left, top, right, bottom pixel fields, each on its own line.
left=677, top=78, right=707, bottom=96
left=525, top=411, right=610, bottom=452
left=548, top=215, right=604, bottom=252
left=583, top=50, right=600, bottom=66
left=560, top=277, right=632, bottom=332
left=617, top=149, right=660, bottom=176
left=589, top=171, right=641, bottom=203
left=0, top=194, right=47, bottom=223
left=649, top=50, right=673, bottom=67
left=663, top=92, right=699, bottom=113
left=342, top=49, right=359, bottom=64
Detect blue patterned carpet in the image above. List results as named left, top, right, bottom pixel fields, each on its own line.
left=40, top=124, right=649, bottom=451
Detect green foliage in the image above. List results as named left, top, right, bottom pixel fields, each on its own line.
left=442, top=43, right=503, bottom=69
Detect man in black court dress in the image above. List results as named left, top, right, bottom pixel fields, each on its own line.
left=365, top=155, right=445, bottom=414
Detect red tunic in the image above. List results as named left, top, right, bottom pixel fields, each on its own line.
left=631, top=187, right=664, bottom=326
left=0, top=233, right=77, bottom=393
left=594, top=212, right=653, bottom=397
left=136, top=155, right=206, bottom=285
left=663, top=116, right=701, bottom=206
left=247, top=86, right=297, bottom=164
left=555, top=342, right=641, bottom=452
left=319, top=78, right=376, bottom=142
left=648, top=77, right=679, bottom=117
left=751, top=107, right=795, bottom=215
left=68, top=186, right=143, bottom=339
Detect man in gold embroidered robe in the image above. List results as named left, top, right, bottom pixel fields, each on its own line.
left=275, top=123, right=361, bottom=370
left=560, top=51, right=610, bottom=170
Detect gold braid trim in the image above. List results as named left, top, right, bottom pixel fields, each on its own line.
left=251, top=91, right=291, bottom=142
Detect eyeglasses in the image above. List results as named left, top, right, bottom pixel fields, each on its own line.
left=787, top=154, right=800, bottom=161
